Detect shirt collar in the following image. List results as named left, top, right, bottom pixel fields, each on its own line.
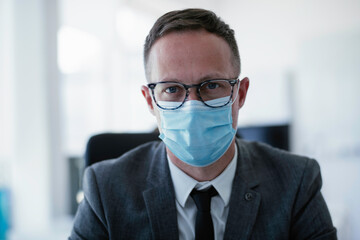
left=168, top=145, right=238, bottom=207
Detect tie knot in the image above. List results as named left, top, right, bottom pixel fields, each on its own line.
left=190, top=186, right=218, bottom=211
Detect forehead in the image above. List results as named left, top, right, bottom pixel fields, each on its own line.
left=147, top=30, right=235, bottom=83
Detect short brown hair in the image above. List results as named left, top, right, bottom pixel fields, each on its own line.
left=144, top=8, right=240, bottom=80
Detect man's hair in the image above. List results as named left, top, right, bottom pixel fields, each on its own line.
left=144, top=8, right=240, bottom=80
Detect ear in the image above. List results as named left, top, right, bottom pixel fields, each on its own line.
left=236, top=77, right=250, bottom=109
left=141, top=85, right=155, bottom=115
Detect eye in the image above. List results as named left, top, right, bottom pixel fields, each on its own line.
left=165, top=86, right=179, bottom=93
left=206, top=82, right=219, bottom=89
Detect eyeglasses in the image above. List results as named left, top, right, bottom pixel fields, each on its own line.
left=147, top=79, right=239, bottom=110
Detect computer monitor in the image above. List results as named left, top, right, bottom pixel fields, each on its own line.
left=237, top=124, right=289, bottom=151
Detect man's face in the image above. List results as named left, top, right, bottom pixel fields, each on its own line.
left=142, top=29, right=249, bottom=132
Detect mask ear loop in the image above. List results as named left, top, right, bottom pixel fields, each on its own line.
left=230, top=79, right=241, bottom=105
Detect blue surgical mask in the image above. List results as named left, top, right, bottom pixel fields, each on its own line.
left=158, top=97, right=236, bottom=167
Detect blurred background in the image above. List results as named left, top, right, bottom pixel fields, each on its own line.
left=0, top=0, right=359, bottom=239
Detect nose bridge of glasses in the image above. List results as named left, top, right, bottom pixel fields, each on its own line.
left=185, top=85, right=201, bottom=101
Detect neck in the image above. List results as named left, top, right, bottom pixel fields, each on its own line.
left=167, top=139, right=236, bottom=182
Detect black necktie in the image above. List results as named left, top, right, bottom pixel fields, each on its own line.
left=190, top=186, right=218, bottom=240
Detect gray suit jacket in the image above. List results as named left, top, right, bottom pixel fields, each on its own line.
left=70, top=139, right=337, bottom=239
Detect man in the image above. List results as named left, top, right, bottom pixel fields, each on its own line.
left=70, top=8, right=336, bottom=239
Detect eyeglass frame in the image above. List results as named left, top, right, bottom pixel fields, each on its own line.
left=147, top=78, right=240, bottom=110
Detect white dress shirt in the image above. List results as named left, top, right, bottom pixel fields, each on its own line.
left=167, top=146, right=238, bottom=240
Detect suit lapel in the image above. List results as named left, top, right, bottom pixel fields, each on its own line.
left=143, top=142, right=179, bottom=240
left=223, top=181, right=261, bottom=239
left=143, top=186, right=179, bottom=240
left=224, top=139, right=261, bottom=240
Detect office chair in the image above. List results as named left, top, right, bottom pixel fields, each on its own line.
left=84, top=132, right=160, bottom=167
left=72, top=132, right=160, bottom=207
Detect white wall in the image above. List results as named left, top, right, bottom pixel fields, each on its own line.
left=293, top=30, right=360, bottom=239
left=0, top=0, right=15, bottom=161
left=12, top=0, right=52, bottom=233
left=0, top=0, right=69, bottom=238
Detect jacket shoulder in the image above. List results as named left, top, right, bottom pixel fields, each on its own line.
left=86, top=140, right=165, bottom=187
left=239, top=139, right=317, bottom=171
